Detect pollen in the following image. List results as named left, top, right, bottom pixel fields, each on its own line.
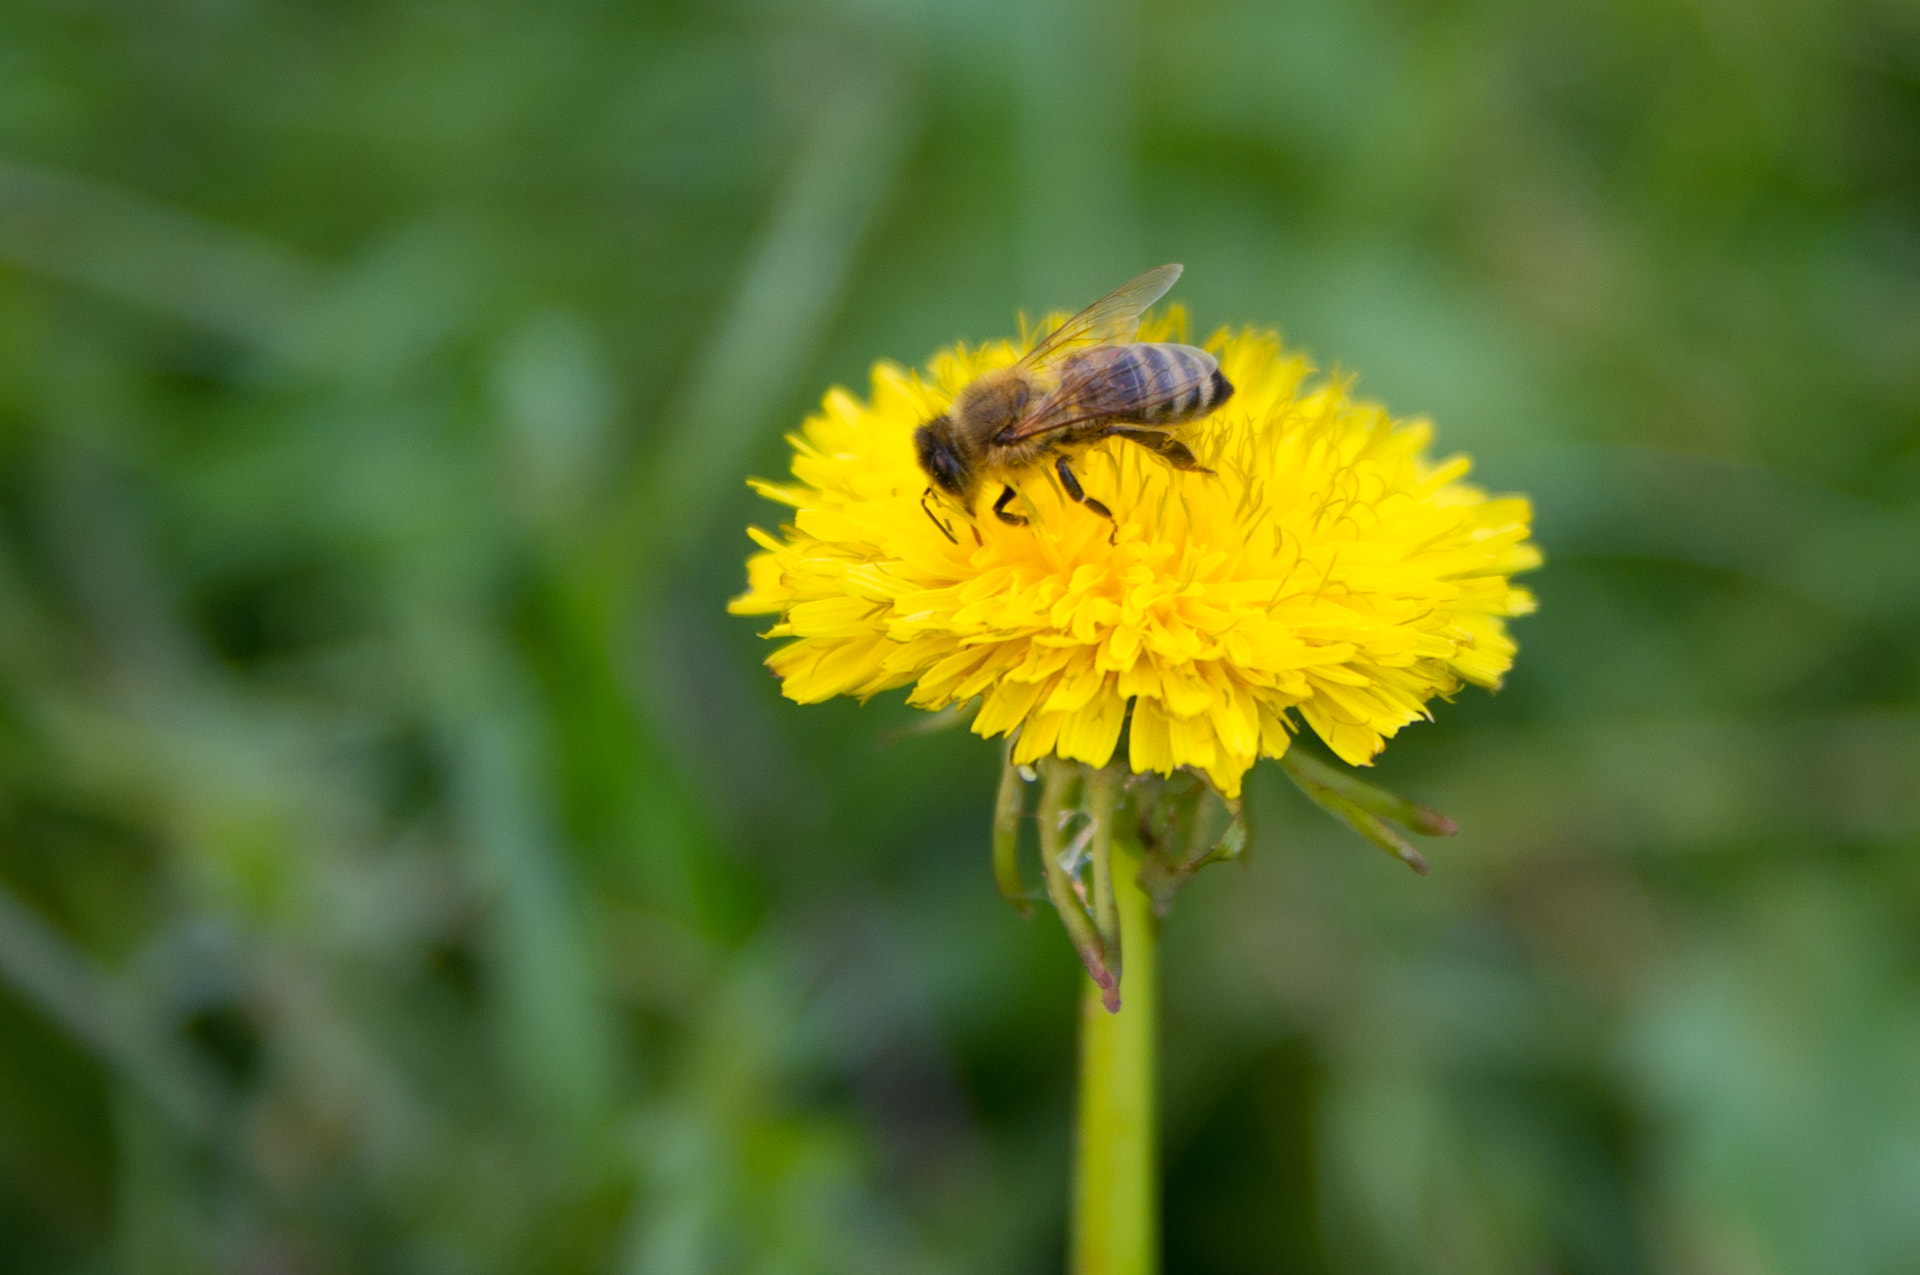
left=729, top=310, right=1539, bottom=798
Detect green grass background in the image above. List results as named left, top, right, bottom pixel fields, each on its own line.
left=1, top=0, right=1917, bottom=1270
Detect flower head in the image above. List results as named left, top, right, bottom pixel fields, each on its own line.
left=731, top=310, right=1538, bottom=798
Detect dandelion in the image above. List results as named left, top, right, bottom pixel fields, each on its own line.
left=731, top=294, right=1537, bottom=1274
left=730, top=310, right=1538, bottom=798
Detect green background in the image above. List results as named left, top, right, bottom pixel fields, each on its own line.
left=1, top=0, right=1917, bottom=1271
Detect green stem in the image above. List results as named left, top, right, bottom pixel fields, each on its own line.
left=1072, top=833, right=1157, bottom=1275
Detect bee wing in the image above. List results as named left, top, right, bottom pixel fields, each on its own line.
left=999, top=345, right=1217, bottom=443
left=1013, top=264, right=1183, bottom=376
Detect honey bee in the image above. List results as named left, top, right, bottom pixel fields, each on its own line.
left=914, top=263, right=1233, bottom=540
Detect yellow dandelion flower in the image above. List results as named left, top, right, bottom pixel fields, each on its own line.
left=729, top=309, right=1538, bottom=799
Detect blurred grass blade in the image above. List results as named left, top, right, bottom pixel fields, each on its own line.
left=0, top=881, right=214, bottom=1136
left=451, top=711, right=615, bottom=1131
left=112, top=1085, right=206, bottom=1274
left=398, top=590, right=614, bottom=1135
left=1281, top=752, right=1457, bottom=837
left=0, top=158, right=320, bottom=342
left=492, top=309, right=620, bottom=530
left=639, top=70, right=915, bottom=555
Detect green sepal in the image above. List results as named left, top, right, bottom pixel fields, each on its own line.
left=1281, top=754, right=1435, bottom=874
left=1281, top=752, right=1456, bottom=837
left=1133, top=772, right=1249, bottom=916
left=992, top=743, right=1035, bottom=918
left=1036, top=760, right=1118, bottom=1008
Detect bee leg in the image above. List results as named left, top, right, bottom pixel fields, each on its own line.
left=992, top=485, right=1028, bottom=526
left=1112, top=429, right=1214, bottom=475
left=1054, top=457, right=1114, bottom=522
left=921, top=488, right=960, bottom=544
left=1154, top=439, right=1213, bottom=475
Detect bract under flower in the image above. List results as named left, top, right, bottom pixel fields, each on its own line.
left=730, top=311, right=1538, bottom=798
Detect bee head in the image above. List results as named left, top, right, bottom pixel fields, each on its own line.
left=914, top=415, right=969, bottom=498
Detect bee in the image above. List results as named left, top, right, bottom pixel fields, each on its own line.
left=914, top=263, right=1234, bottom=540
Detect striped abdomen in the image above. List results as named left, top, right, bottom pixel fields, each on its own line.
left=1058, top=342, right=1234, bottom=428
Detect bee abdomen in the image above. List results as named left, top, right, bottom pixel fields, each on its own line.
left=1133, top=343, right=1229, bottom=425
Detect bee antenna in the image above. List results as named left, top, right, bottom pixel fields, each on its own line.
left=921, top=488, right=960, bottom=545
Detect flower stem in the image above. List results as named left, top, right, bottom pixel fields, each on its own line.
left=1072, top=832, right=1157, bottom=1275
